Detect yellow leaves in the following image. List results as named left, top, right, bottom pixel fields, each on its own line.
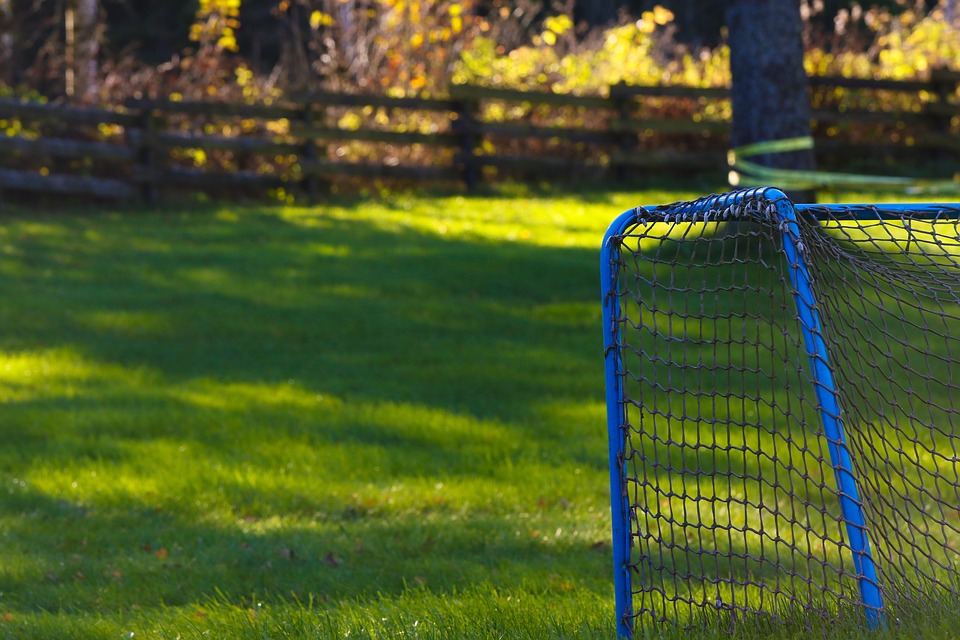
left=455, top=6, right=736, bottom=95
left=218, top=28, right=238, bottom=53
left=540, top=14, right=572, bottom=46
left=651, top=5, right=674, bottom=25
left=187, top=148, right=207, bottom=168
left=343, top=0, right=475, bottom=95
left=266, top=118, right=290, bottom=136
left=636, top=17, right=655, bottom=35
left=637, top=5, right=674, bottom=34
left=828, top=3, right=960, bottom=83
left=338, top=112, right=363, bottom=130
left=235, top=64, right=253, bottom=87
left=544, top=15, right=573, bottom=36
left=310, top=10, right=335, bottom=30
left=188, top=22, right=201, bottom=41
left=191, top=0, right=241, bottom=51
left=97, top=122, right=124, bottom=138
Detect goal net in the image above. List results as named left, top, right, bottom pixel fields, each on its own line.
left=600, top=187, right=960, bottom=636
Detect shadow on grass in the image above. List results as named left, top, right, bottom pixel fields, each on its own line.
left=0, top=202, right=618, bottom=613
left=0, top=482, right=612, bottom=612
left=0, top=205, right=603, bottom=414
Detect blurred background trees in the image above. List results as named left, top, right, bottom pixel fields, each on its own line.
left=0, top=0, right=955, bottom=103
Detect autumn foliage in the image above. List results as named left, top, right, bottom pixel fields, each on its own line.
left=2, top=1, right=959, bottom=105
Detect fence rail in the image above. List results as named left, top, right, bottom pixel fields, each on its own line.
left=1, top=70, right=958, bottom=203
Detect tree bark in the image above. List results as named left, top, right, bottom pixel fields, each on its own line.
left=577, top=0, right=620, bottom=27
left=725, top=0, right=816, bottom=203
left=75, top=0, right=99, bottom=102
left=64, top=0, right=99, bottom=102
left=0, top=0, right=12, bottom=87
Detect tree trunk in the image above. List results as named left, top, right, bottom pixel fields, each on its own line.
left=64, top=0, right=98, bottom=102
left=0, top=1, right=13, bottom=87
left=577, top=0, right=620, bottom=27
left=75, top=0, right=99, bottom=102
left=725, top=0, right=816, bottom=203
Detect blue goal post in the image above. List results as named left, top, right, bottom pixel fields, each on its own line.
left=600, top=187, right=960, bottom=637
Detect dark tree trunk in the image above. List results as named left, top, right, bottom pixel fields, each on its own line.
left=75, top=0, right=99, bottom=103
left=725, top=0, right=816, bottom=203
left=577, top=0, right=620, bottom=27
left=0, top=1, right=12, bottom=87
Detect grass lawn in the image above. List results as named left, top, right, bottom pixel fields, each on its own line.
left=0, top=184, right=956, bottom=639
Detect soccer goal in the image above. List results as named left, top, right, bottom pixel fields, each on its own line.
left=600, top=187, right=960, bottom=637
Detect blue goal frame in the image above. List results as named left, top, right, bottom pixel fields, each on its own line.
left=600, top=187, right=959, bottom=638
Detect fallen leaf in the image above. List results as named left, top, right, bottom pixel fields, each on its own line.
left=2, top=612, right=12, bottom=622
left=322, top=552, right=341, bottom=567
left=155, top=548, right=169, bottom=559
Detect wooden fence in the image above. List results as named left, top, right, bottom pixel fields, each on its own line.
left=0, top=69, right=958, bottom=203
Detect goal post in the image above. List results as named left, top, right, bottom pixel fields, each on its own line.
left=600, top=187, right=960, bottom=637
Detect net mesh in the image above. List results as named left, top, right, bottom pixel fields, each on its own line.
left=603, top=189, right=960, bottom=633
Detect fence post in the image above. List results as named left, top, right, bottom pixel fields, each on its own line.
left=451, top=89, right=479, bottom=191
left=929, top=67, right=959, bottom=162
left=300, top=103, right=319, bottom=202
left=610, top=81, right=633, bottom=184
left=135, top=105, right=158, bottom=206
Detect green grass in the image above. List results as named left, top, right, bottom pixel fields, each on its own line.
left=0, top=184, right=958, bottom=639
